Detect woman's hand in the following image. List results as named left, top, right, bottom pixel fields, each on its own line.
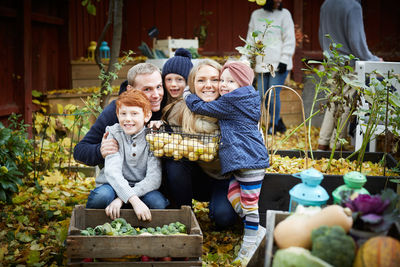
left=105, top=197, right=123, bottom=220
left=129, top=195, right=152, bottom=221
left=101, top=132, right=119, bottom=158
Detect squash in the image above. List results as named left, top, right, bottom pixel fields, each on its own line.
left=273, top=205, right=353, bottom=249
left=353, top=236, right=400, bottom=267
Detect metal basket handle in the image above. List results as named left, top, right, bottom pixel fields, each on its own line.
left=260, top=85, right=309, bottom=169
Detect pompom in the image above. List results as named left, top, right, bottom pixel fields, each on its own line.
left=174, top=48, right=192, bottom=59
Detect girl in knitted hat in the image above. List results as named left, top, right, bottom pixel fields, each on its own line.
left=162, top=48, right=193, bottom=104
left=184, top=61, right=269, bottom=266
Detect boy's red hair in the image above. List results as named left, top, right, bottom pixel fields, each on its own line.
left=116, top=89, right=151, bottom=116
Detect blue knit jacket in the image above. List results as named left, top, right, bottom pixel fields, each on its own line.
left=73, top=80, right=167, bottom=166
left=185, top=85, right=269, bottom=175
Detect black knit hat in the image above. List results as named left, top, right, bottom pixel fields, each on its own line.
left=162, top=48, right=193, bottom=82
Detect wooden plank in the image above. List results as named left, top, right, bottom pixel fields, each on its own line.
left=0, top=104, right=19, bottom=117
left=202, top=0, right=218, bottom=53
left=79, top=208, right=193, bottom=230
left=217, top=0, right=232, bottom=54
left=23, top=0, right=33, bottom=134
left=0, top=6, right=17, bottom=18
left=68, top=258, right=202, bottom=266
left=155, top=0, right=171, bottom=40
left=170, top=0, right=186, bottom=38
left=67, top=234, right=202, bottom=258
left=72, top=79, right=128, bottom=89
left=31, top=12, right=64, bottom=25
left=264, top=210, right=290, bottom=267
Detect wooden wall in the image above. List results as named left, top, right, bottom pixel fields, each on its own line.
left=1, top=0, right=399, bottom=125
left=0, top=0, right=70, bottom=126
left=69, top=0, right=400, bottom=60
left=69, top=0, right=259, bottom=59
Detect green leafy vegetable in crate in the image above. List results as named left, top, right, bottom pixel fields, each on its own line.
left=81, top=218, right=187, bottom=236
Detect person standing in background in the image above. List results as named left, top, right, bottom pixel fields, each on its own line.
left=245, top=0, right=295, bottom=134
left=317, top=0, right=382, bottom=151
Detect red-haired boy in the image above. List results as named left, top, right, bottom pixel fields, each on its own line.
left=86, top=89, right=169, bottom=221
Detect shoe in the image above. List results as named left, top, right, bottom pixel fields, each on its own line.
left=276, top=118, right=287, bottom=134
left=317, top=144, right=329, bottom=151
left=232, top=226, right=266, bottom=266
left=268, top=119, right=287, bottom=134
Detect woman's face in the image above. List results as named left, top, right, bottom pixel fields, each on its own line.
left=273, top=0, right=282, bottom=9
left=194, top=65, right=220, bottom=102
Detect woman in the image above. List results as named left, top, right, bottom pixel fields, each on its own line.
left=245, top=0, right=295, bottom=133
left=162, top=59, right=238, bottom=229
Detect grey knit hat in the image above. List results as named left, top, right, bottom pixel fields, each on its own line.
left=162, top=48, right=193, bottom=82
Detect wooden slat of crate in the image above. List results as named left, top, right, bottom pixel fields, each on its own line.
left=67, top=205, right=202, bottom=259
left=264, top=210, right=290, bottom=267
left=67, top=235, right=202, bottom=258
left=70, top=61, right=134, bottom=88
left=68, top=258, right=202, bottom=266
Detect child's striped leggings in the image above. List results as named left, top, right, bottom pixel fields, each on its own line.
left=227, top=168, right=264, bottom=233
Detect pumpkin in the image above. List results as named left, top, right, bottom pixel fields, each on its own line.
left=353, top=236, right=400, bottom=267
left=273, top=205, right=353, bottom=249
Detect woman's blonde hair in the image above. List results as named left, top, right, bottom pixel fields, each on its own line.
left=182, top=59, right=222, bottom=134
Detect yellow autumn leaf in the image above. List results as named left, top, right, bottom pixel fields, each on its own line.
left=57, top=103, right=64, bottom=114
left=41, top=170, right=63, bottom=185
left=217, top=244, right=233, bottom=254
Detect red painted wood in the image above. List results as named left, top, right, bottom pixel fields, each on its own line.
left=217, top=0, right=232, bottom=55
left=170, top=0, right=186, bottom=39
left=186, top=0, right=202, bottom=49
left=202, top=0, right=218, bottom=54
left=155, top=0, right=171, bottom=40
left=23, top=0, right=32, bottom=133
left=140, top=0, right=156, bottom=48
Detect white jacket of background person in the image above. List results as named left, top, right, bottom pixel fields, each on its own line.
left=245, top=8, right=296, bottom=74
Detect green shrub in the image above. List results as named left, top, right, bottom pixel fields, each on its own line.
left=0, top=114, right=33, bottom=203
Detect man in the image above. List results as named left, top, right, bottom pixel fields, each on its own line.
left=73, top=63, right=167, bottom=166
left=317, top=0, right=381, bottom=150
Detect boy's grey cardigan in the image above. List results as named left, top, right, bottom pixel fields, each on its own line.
left=95, top=124, right=161, bottom=203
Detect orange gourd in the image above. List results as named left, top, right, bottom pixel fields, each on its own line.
left=353, top=236, right=400, bottom=267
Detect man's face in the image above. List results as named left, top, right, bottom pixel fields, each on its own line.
left=128, top=72, right=164, bottom=112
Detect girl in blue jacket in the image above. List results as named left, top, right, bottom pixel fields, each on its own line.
left=185, top=61, right=269, bottom=266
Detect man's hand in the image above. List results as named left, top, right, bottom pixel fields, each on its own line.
left=105, top=198, right=123, bottom=220
left=129, top=195, right=151, bottom=221
left=101, top=132, right=119, bottom=158
left=147, top=120, right=163, bottom=130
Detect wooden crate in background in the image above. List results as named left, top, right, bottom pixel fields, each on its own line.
left=70, top=61, right=136, bottom=88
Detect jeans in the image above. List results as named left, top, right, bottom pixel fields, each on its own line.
left=164, top=159, right=238, bottom=229
left=257, top=71, right=288, bottom=125
left=86, top=183, right=169, bottom=209
left=318, top=85, right=356, bottom=148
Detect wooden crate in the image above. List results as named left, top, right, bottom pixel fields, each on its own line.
left=153, top=37, right=199, bottom=58
left=66, top=205, right=202, bottom=266
left=264, top=210, right=400, bottom=267
left=70, top=61, right=137, bottom=88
